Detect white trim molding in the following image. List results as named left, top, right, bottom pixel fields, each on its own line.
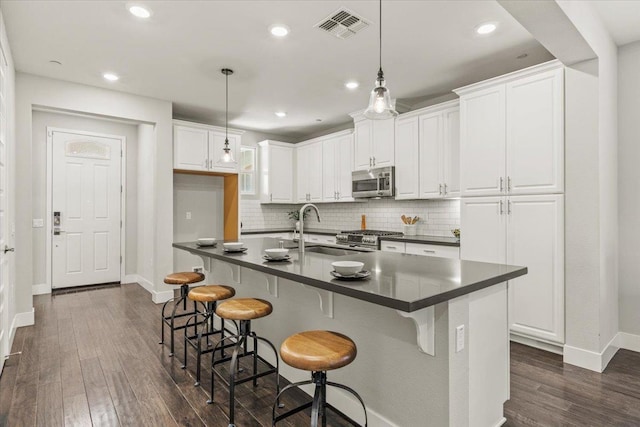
left=563, top=334, right=620, bottom=373
left=616, top=332, right=640, bottom=353
left=134, top=274, right=173, bottom=304
left=32, top=283, right=51, bottom=295
left=14, top=308, right=35, bottom=328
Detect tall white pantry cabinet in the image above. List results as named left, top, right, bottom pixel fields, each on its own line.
left=456, top=61, right=566, bottom=347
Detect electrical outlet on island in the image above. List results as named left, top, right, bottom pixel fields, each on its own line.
left=192, top=266, right=204, bottom=274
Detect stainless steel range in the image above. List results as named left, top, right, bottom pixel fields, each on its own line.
left=335, top=229, right=403, bottom=249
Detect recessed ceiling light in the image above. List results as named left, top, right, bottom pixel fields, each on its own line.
left=275, top=111, right=287, bottom=118
left=270, top=25, right=290, bottom=37
left=103, top=73, right=119, bottom=82
left=475, top=22, right=497, bottom=35
left=345, top=81, right=359, bottom=90
left=128, top=5, right=152, bottom=19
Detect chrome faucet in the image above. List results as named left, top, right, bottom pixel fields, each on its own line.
left=298, top=204, right=321, bottom=255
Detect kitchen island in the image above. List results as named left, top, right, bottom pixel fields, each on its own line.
left=174, top=238, right=526, bottom=427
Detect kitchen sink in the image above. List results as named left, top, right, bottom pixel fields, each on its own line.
left=304, top=246, right=364, bottom=256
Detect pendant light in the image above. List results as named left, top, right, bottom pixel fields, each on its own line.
left=363, top=0, right=397, bottom=119
left=219, top=68, right=236, bottom=163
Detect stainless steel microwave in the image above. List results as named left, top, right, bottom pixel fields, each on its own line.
left=352, top=166, right=395, bottom=198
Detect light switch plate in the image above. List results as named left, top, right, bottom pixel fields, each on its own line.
left=186, top=211, right=192, bottom=220
left=32, top=219, right=44, bottom=228
left=456, top=325, right=465, bottom=353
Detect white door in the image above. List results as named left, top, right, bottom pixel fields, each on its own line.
left=507, top=194, right=564, bottom=344
left=371, top=119, right=395, bottom=167
left=173, top=125, right=209, bottom=171
left=353, top=120, right=372, bottom=171
left=394, top=116, right=419, bottom=200
left=460, top=196, right=506, bottom=264
left=506, top=68, right=564, bottom=195
left=0, top=52, right=9, bottom=372
left=419, top=112, right=443, bottom=199
left=51, top=131, right=122, bottom=288
left=459, top=85, right=506, bottom=196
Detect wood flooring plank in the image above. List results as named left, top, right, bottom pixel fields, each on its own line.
left=79, top=357, right=121, bottom=427
left=36, top=381, right=64, bottom=427
left=63, top=393, right=93, bottom=427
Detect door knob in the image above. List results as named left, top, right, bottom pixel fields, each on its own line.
left=3, top=245, right=14, bottom=253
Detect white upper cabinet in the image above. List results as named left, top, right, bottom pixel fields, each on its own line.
left=322, top=133, right=354, bottom=202
left=174, top=125, right=210, bottom=171
left=394, top=116, right=420, bottom=200
left=455, top=61, right=564, bottom=197
left=459, top=86, right=506, bottom=197
left=394, top=100, right=460, bottom=200
left=296, top=141, right=323, bottom=203
left=351, top=115, right=395, bottom=171
left=506, top=68, right=564, bottom=195
left=173, top=120, right=242, bottom=174
left=258, top=140, right=294, bottom=204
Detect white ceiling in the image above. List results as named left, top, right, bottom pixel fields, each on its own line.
left=591, top=1, right=640, bottom=47
left=1, top=0, right=553, bottom=140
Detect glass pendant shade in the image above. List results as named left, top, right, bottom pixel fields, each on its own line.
left=220, top=140, right=235, bottom=163
left=363, top=74, right=397, bottom=119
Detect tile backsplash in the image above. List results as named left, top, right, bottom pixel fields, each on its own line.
left=241, top=198, right=460, bottom=237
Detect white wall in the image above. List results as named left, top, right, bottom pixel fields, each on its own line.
left=15, top=73, right=173, bottom=315
left=618, top=41, right=640, bottom=336
left=136, top=123, right=155, bottom=288
left=30, top=111, right=139, bottom=288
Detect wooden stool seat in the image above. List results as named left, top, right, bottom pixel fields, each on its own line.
left=164, top=272, right=205, bottom=285
left=188, top=285, right=235, bottom=302
left=280, top=330, right=357, bottom=372
left=215, top=298, right=272, bottom=320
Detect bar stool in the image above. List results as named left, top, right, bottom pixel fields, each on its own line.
left=159, top=271, right=205, bottom=356
left=272, top=330, right=368, bottom=427
left=208, top=298, right=281, bottom=427
left=181, top=284, right=236, bottom=386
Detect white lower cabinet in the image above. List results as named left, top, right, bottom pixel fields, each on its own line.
left=461, top=194, right=564, bottom=344
left=306, top=234, right=336, bottom=245
left=381, top=241, right=460, bottom=259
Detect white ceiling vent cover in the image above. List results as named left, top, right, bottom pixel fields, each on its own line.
left=315, top=8, right=370, bottom=39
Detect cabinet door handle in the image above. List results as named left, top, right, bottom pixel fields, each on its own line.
left=386, top=246, right=397, bottom=250
left=423, top=250, right=436, bottom=254
left=499, top=200, right=504, bottom=215
left=270, top=193, right=273, bottom=202
left=203, top=159, right=208, bottom=169
left=443, top=183, right=448, bottom=196
left=507, top=176, right=512, bottom=192
left=439, top=184, right=443, bottom=195
left=369, top=157, right=372, bottom=167
left=337, top=191, right=340, bottom=199
left=373, top=156, right=376, bottom=166
left=499, top=177, right=504, bottom=192
left=508, top=200, right=512, bottom=215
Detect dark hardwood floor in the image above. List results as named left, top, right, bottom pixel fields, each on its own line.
left=0, top=283, right=639, bottom=427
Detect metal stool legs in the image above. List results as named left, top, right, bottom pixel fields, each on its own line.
left=207, top=320, right=281, bottom=427
left=159, top=284, right=199, bottom=356
left=272, top=371, right=368, bottom=427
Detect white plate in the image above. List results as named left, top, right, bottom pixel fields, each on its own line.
left=224, top=247, right=248, bottom=253
left=196, top=242, right=217, bottom=247
left=330, top=270, right=371, bottom=280
left=263, top=254, right=291, bottom=262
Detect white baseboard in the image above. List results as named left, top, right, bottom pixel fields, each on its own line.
left=122, top=274, right=138, bottom=283
left=133, top=274, right=173, bottom=304
left=32, top=283, right=51, bottom=295
left=563, top=333, right=619, bottom=372
left=510, top=333, right=563, bottom=355
left=615, top=332, right=640, bottom=353
left=493, top=417, right=507, bottom=427
left=14, top=308, right=35, bottom=328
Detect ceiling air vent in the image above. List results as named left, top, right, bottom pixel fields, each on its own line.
left=315, top=8, right=370, bottom=40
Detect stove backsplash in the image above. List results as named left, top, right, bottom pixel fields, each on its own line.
left=241, top=198, right=460, bottom=237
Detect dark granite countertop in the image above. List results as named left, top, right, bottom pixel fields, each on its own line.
left=379, top=235, right=461, bottom=247
left=241, top=228, right=340, bottom=236
left=173, top=238, right=526, bottom=312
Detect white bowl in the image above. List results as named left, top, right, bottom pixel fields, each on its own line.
left=223, top=242, right=244, bottom=250
left=331, top=261, right=365, bottom=276
left=197, top=237, right=216, bottom=246
left=264, top=248, right=289, bottom=259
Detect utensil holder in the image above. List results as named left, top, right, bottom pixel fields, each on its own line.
left=403, top=224, right=417, bottom=236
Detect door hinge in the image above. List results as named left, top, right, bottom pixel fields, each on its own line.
left=120, top=185, right=123, bottom=193
left=120, top=255, right=122, bottom=264
left=120, top=220, right=122, bottom=228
